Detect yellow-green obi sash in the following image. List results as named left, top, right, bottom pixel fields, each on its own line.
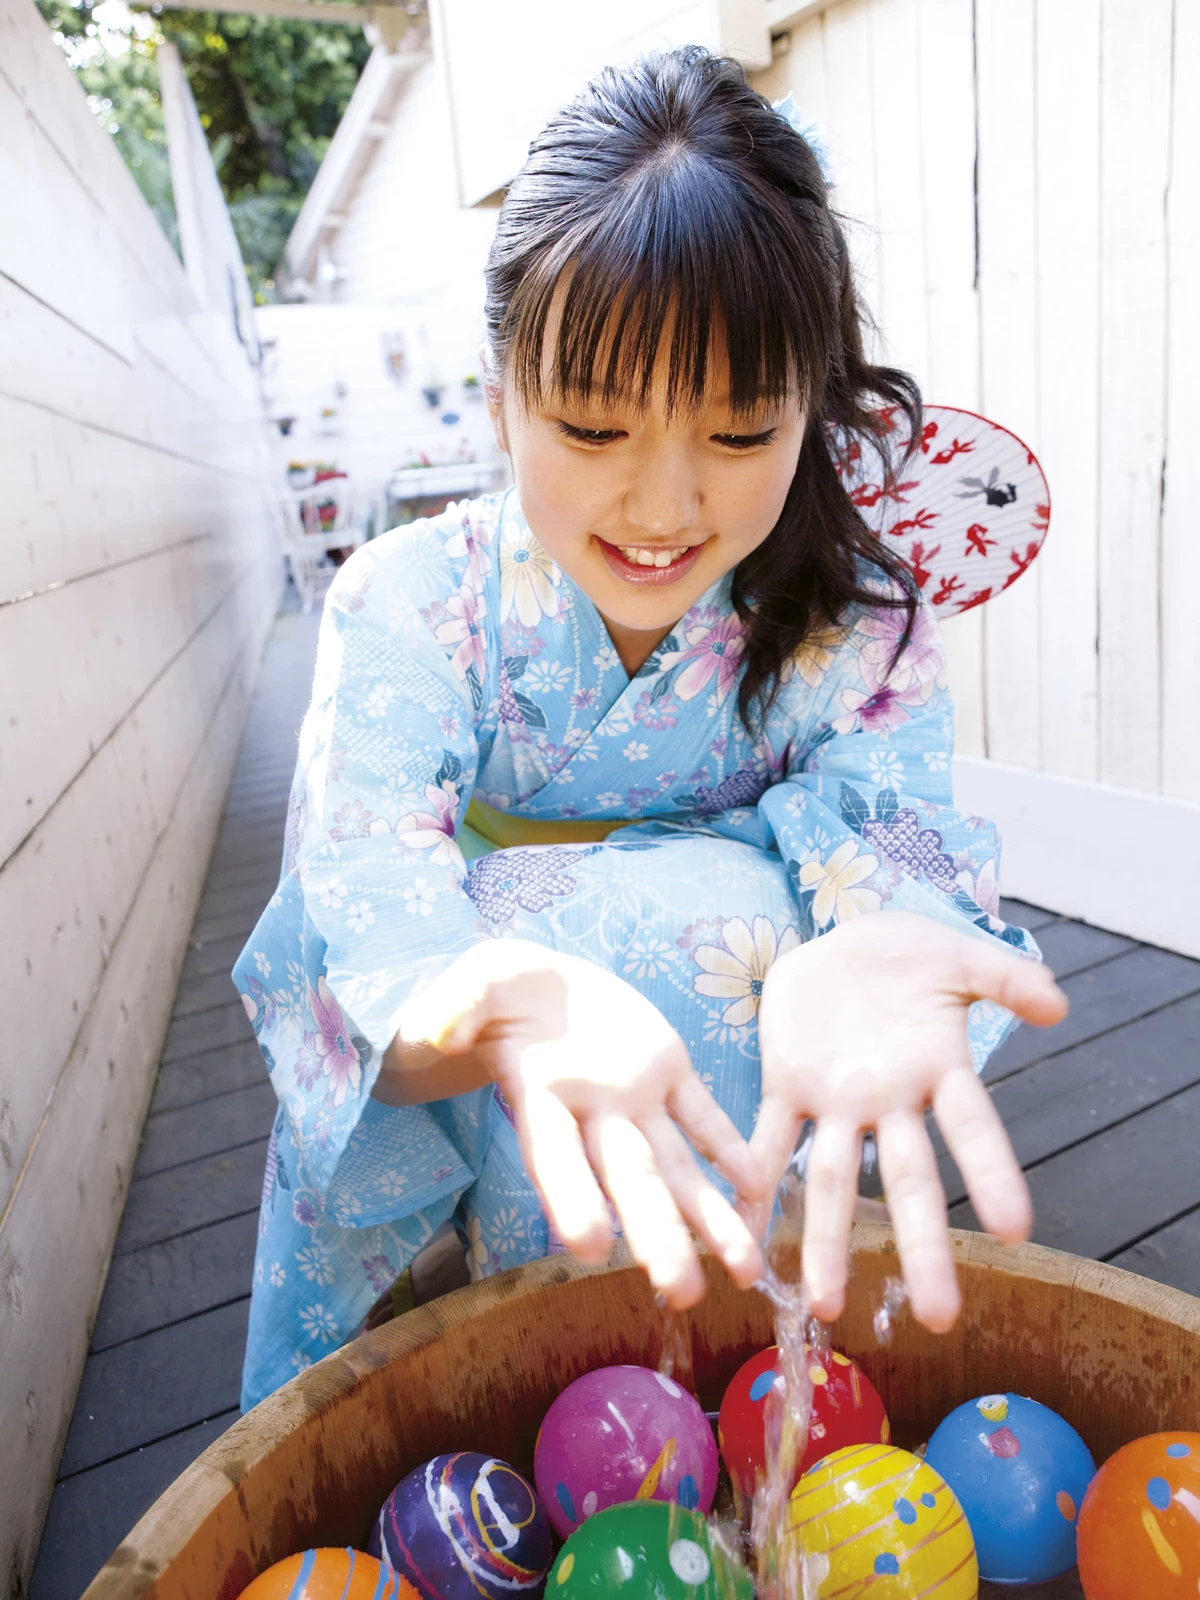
left=459, top=797, right=633, bottom=862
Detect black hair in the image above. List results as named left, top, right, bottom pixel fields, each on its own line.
left=484, top=45, right=920, bottom=730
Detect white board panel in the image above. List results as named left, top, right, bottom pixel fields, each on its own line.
left=974, top=0, right=1040, bottom=771
left=0, top=28, right=134, bottom=360
left=0, top=562, right=276, bottom=1223
left=437, top=0, right=728, bottom=207
left=1032, top=0, right=1100, bottom=784
left=955, top=755, right=1200, bottom=959
left=819, top=0, right=882, bottom=344
left=0, top=623, right=262, bottom=1584
left=0, top=7, right=279, bottom=1579
left=1161, top=1, right=1200, bottom=804
left=914, top=0, right=982, bottom=755
left=1096, top=0, right=1172, bottom=792
left=865, top=0, right=927, bottom=386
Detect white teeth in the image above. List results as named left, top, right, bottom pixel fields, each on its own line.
left=618, top=545, right=687, bottom=567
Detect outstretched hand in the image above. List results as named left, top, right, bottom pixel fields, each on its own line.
left=744, top=913, right=1068, bottom=1331
left=396, top=939, right=766, bottom=1306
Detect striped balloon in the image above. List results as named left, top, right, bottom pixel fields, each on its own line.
left=238, top=1548, right=416, bottom=1600
left=789, top=1444, right=977, bottom=1598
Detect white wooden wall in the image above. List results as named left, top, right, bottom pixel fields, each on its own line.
left=0, top=0, right=282, bottom=1583
left=435, top=0, right=771, bottom=206
left=755, top=0, right=1200, bottom=955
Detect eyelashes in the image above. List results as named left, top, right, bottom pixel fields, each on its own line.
left=712, top=429, right=778, bottom=450
left=556, top=422, right=621, bottom=445
left=555, top=421, right=778, bottom=450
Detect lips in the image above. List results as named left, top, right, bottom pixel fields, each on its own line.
left=596, top=537, right=704, bottom=586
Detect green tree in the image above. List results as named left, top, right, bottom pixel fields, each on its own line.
left=37, top=0, right=181, bottom=252
left=36, top=0, right=369, bottom=299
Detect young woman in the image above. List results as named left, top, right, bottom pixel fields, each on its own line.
left=235, top=47, right=1066, bottom=1409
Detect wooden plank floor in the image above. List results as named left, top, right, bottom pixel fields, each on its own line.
left=31, top=604, right=1200, bottom=1596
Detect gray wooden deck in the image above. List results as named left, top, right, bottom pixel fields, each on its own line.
left=31, top=602, right=1200, bottom=1597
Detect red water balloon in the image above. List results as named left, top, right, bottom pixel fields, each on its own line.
left=717, top=1344, right=889, bottom=1497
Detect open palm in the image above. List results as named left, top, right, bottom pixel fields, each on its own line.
left=746, top=912, right=1068, bottom=1331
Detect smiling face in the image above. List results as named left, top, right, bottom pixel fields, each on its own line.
left=490, top=327, right=806, bottom=675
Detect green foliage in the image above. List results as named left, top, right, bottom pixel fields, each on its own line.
left=36, top=0, right=369, bottom=299
left=37, top=0, right=180, bottom=252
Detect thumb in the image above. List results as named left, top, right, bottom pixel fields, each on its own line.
left=395, top=964, right=491, bottom=1055
left=961, top=938, right=1069, bottom=1028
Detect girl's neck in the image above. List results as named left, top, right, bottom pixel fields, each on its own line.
left=603, top=616, right=676, bottom=677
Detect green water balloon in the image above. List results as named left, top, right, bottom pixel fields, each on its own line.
left=546, top=1502, right=754, bottom=1598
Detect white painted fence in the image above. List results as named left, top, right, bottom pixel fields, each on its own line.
left=0, top=0, right=281, bottom=1582
left=758, top=0, right=1200, bottom=954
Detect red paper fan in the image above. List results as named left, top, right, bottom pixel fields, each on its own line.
left=834, top=405, right=1050, bottom=616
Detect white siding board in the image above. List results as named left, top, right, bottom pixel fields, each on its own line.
left=0, top=67, right=134, bottom=362
left=820, top=0, right=883, bottom=345
left=913, top=0, right=984, bottom=757
left=865, top=0, right=927, bottom=385
left=975, top=0, right=1041, bottom=771
left=912, top=0, right=977, bottom=407
left=0, top=621, right=266, bottom=1586
left=1032, top=0, right=1101, bottom=784
left=1161, top=0, right=1200, bottom=804
left=0, top=557, right=276, bottom=1224
left=1096, top=0, right=1172, bottom=792
left=0, top=2, right=280, bottom=1579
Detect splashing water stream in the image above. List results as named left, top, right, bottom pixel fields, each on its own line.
left=657, top=1142, right=909, bottom=1597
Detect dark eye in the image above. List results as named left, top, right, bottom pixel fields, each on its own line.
left=556, top=421, right=623, bottom=445
left=712, top=429, right=778, bottom=451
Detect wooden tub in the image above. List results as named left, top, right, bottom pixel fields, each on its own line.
left=82, top=1223, right=1200, bottom=1600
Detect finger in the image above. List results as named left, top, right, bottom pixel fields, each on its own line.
left=668, top=1073, right=764, bottom=1206
left=588, top=1115, right=706, bottom=1309
left=743, top=1093, right=806, bottom=1242
left=960, top=941, right=1069, bottom=1028
left=642, top=1116, right=764, bottom=1290
left=876, top=1109, right=961, bottom=1333
left=516, top=1086, right=612, bottom=1263
left=934, top=1065, right=1032, bottom=1244
left=799, top=1116, right=863, bottom=1322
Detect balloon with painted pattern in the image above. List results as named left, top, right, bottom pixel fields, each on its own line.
left=547, top=1501, right=753, bottom=1597
left=369, top=1452, right=552, bottom=1599
left=533, top=1365, right=718, bottom=1540
left=238, top=1549, right=416, bottom=1600
left=789, top=1443, right=977, bottom=1598
left=1076, top=1432, right=1200, bottom=1599
left=717, top=1342, right=889, bottom=1499
left=925, top=1392, right=1095, bottom=1584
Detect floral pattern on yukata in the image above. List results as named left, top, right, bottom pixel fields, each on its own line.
left=234, top=490, right=1034, bottom=1407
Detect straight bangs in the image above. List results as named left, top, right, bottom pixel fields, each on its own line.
left=499, top=153, right=833, bottom=421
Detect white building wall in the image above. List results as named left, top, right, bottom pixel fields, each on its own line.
left=0, top=0, right=281, bottom=1582
left=755, top=0, right=1200, bottom=954
left=331, top=52, right=496, bottom=307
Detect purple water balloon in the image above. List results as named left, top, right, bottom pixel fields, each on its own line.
left=533, top=1364, right=718, bottom=1539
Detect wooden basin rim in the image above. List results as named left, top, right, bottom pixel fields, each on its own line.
left=81, top=1222, right=1200, bottom=1600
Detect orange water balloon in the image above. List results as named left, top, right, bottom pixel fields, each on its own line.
left=239, top=1548, right=417, bottom=1600
left=1077, top=1433, right=1200, bottom=1599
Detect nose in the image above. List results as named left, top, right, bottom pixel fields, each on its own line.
left=621, top=441, right=702, bottom=541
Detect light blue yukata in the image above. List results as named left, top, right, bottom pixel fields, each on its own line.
left=234, top=489, right=1032, bottom=1408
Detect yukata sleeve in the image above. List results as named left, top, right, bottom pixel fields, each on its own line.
left=234, top=526, right=494, bottom=1227
left=757, top=597, right=1038, bottom=1071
